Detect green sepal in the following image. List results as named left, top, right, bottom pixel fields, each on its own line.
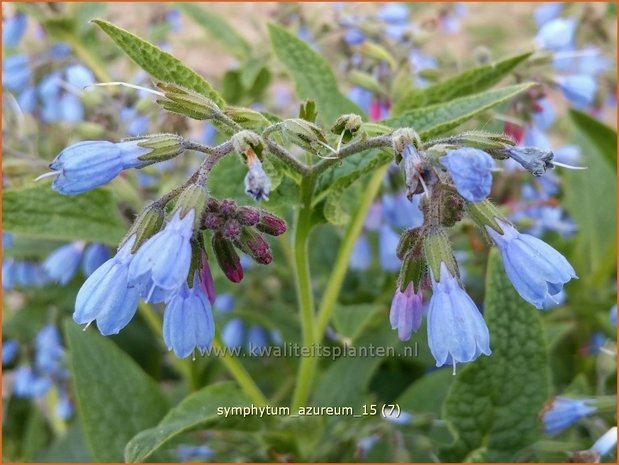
left=132, top=134, right=185, bottom=164
left=330, top=114, right=363, bottom=144
left=123, top=204, right=165, bottom=253
left=466, top=200, right=508, bottom=234
left=174, top=184, right=209, bottom=228
left=156, top=82, right=220, bottom=120
left=423, top=226, right=458, bottom=282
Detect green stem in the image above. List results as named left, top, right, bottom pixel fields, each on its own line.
left=316, top=165, right=388, bottom=339
left=290, top=177, right=317, bottom=410
left=213, top=338, right=268, bottom=406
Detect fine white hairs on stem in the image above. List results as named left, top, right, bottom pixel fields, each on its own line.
left=84, top=81, right=165, bottom=97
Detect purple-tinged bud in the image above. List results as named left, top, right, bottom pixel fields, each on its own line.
left=212, top=232, right=243, bottom=283
left=205, top=197, right=220, bottom=212
left=236, top=206, right=261, bottom=226
left=234, top=228, right=272, bottom=265
left=390, top=283, right=423, bottom=342
left=219, top=199, right=237, bottom=217
left=203, top=212, right=224, bottom=230
left=199, top=253, right=216, bottom=305
left=256, top=211, right=287, bottom=236
left=223, top=219, right=241, bottom=240
left=398, top=248, right=426, bottom=293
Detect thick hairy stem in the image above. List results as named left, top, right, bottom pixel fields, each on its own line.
left=264, top=139, right=311, bottom=176
left=312, top=135, right=393, bottom=176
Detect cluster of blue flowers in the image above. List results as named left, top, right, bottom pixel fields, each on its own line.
left=3, top=325, right=73, bottom=421
left=384, top=135, right=576, bottom=371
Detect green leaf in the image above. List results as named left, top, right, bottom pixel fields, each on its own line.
left=385, top=83, right=534, bottom=138
left=64, top=322, right=168, bottom=462
left=35, top=422, right=92, bottom=462
left=3, top=184, right=126, bottom=245
left=392, top=52, right=533, bottom=115
left=569, top=109, right=617, bottom=169
left=125, top=382, right=258, bottom=462
left=314, top=84, right=533, bottom=224
left=331, top=303, right=381, bottom=341
left=440, top=250, right=550, bottom=462
left=268, top=23, right=364, bottom=125
left=563, top=116, right=617, bottom=287
left=92, top=19, right=224, bottom=106
left=176, top=3, right=251, bottom=59
left=397, top=369, right=455, bottom=415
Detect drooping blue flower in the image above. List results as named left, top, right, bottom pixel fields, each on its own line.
left=46, top=140, right=152, bottom=195
left=440, top=148, right=495, bottom=202
left=213, top=294, right=235, bottom=313
left=13, top=366, right=52, bottom=398
left=2, top=54, right=31, bottom=92
left=486, top=219, right=577, bottom=309
left=247, top=325, right=269, bottom=350
left=120, top=107, right=150, bottom=137
left=34, top=325, right=64, bottom=374
left=389, top=283, right=423, bottom=342
left=382, top=193, right=424, bottom=230
left=531, top=98, right=556, bottom=130
left=221, top=318, right=245, bottom=349
left=74, top=236, right=140, bottom=335
left=590, top=427, right=617, bottom=458
left=523, top=124, right=552, bottom=150
left=427, top=263, right=491, bottom=369
left=162, top=274, right=215, bottom=358
left=3, top=260, right=49, bottom=289
left=534, top=3, right=563, bottom=27
left=2, top=340, right=19, bottom=365
left=3, top=233, right=13, bottom=250
left=42, top=242, right=84, bottom=285
left=65, top=64, right=95, bottom=89
left=350, top=233, right=372, bottom=271
left=377, top=3, right=409, bottom=25
left=378, top=224, right=401, bottom=272
left=17, top=85, right=36, bottom=113
left=82, top=243, right=111, bottom=276
left=555, top=75, right=597, bottom=108
left=535, top=17, right=577, bottom=51
left=542, top=397, right=597, bottom=435
left=3, top=13, right=27, bottom=47
left=409, top=49, right=437, bottom=87
left=129, top=210, right=194, bottom=303
left=177, top=445, right=214, bottom=462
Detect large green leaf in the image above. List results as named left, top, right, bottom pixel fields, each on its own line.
left=268, top=23, right=364, bottom=125
left=125, top=382, right=258, bottom=462
left=176, top=3, right=250, bottom=59
left=392, top=52, right=533, bottom=115
left=440, top=251, right=550, bottom=462
left=314, top=84, right=533, bottom=224
left=64, top=322, right=168, bottom=462
left=92, top=19, right=224, bottom=106
left=3, top=184, right=126, bottom=245
left=563, top=116, right=617, bottom=286
left=569, top=108, right=617, bottom=169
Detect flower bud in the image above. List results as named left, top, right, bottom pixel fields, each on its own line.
left=212, top=232, right=243, bottom=283
left=399, top=144, right=438, bottom=199
left=358, top=42, right=397, bottom=69
left=132, top=133, right=185, bottom=164
left=256, top=211, right=287, bottom=236
left=234, top=228, right=272, bottom=265
left=224, top=106, right=270, bottom=129
left=205, top=197, right=220, bottom=212
left=124, top=203, right=165, bottom=252
left=282, top=118, right=328, bottom=152
left=175, top=184, right=208, bottom=227
left=203, top=212, right=223, bottom=230
left=155, top=82, right=221, bottom=120
left=236, top=206, right=261, bottom=226
left=199, top=252, right=216, bottom=305
left=494, top=145, right=554, bottom=176
left=219, top=199, right=237, bottom=217
left=423, top=227, right=459, bottom=282
left=223, top=219, right=241, bottom=240
left=331, top=113, right=363, bottom=144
